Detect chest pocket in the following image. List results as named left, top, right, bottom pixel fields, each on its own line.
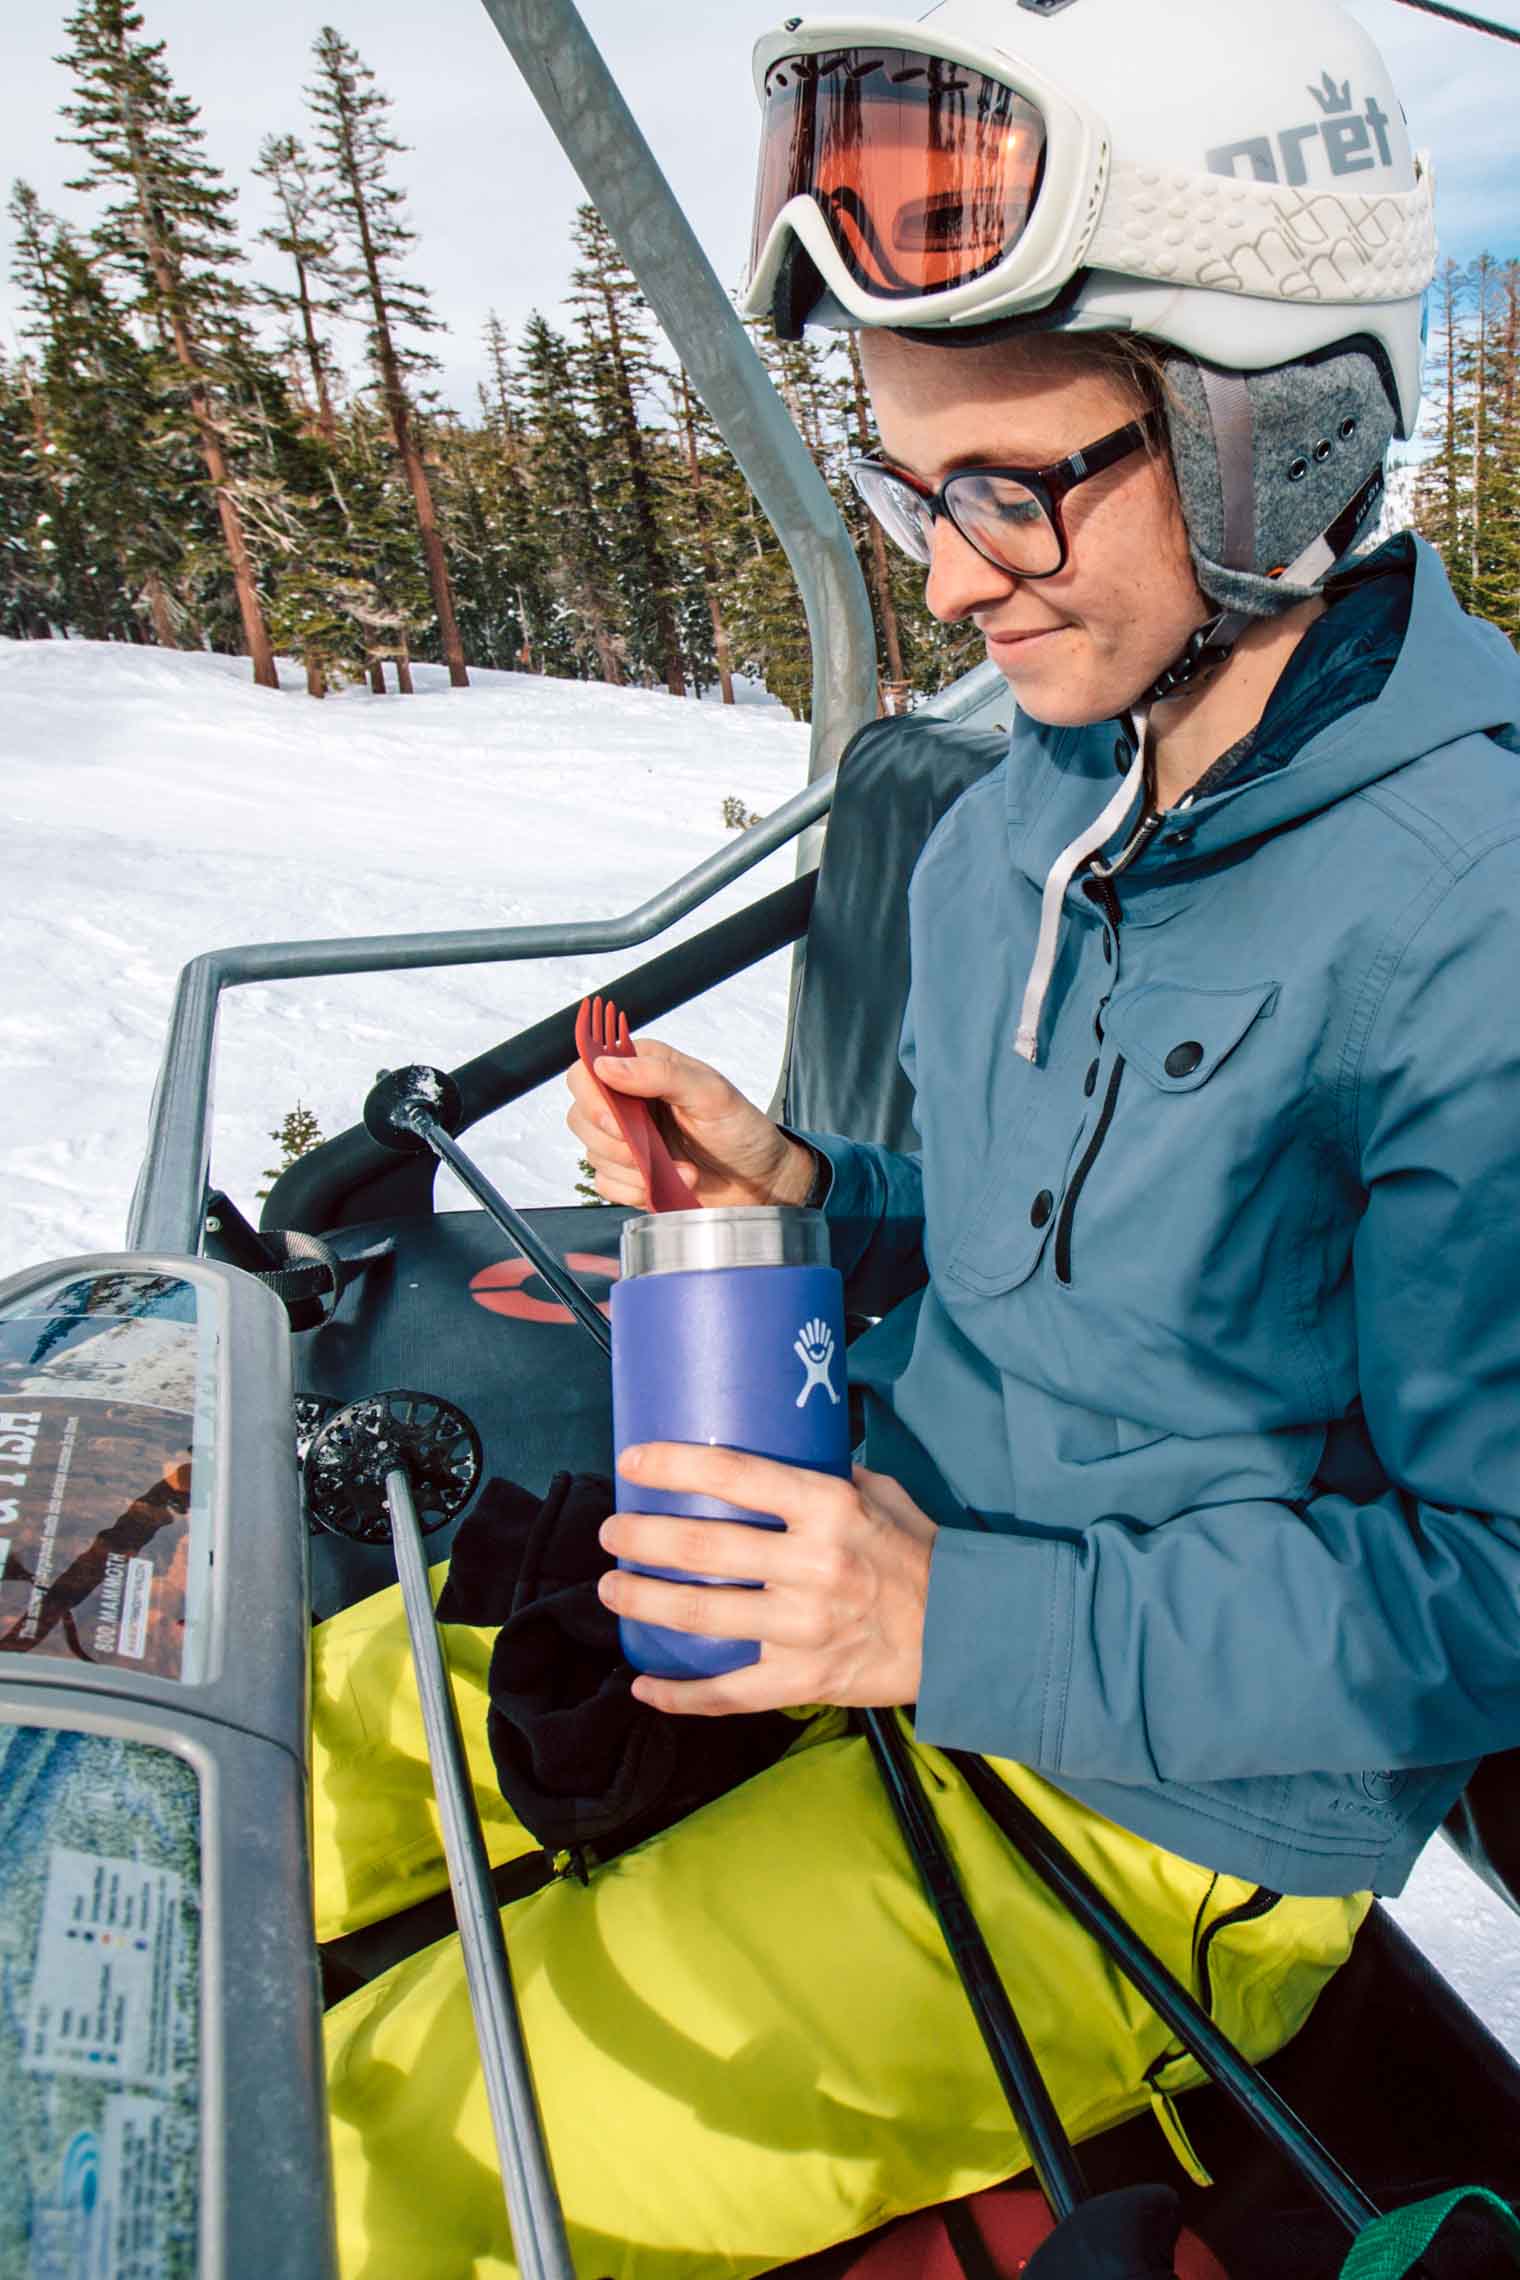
left=1103, top=979, right=1280, bottom=1092
left=940, top=1070, right=1091, bottom=1299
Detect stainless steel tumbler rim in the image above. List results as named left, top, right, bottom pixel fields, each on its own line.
left=619, top=1205, right=830, bottom=1280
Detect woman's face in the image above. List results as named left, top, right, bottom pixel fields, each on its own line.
left=859, top=332, right=1208, bottom=726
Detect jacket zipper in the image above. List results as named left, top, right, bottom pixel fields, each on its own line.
left=1195, top=1885, right=1282, bottom=2015
left=1053, top=1057, right=1125, bottom=1285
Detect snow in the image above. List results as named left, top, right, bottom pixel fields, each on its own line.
left=4, top=634, right=1517, bottom=2061
left=1, top=637, right=808, bottom=1264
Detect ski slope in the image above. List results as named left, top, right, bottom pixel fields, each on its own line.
left=3, top=633, right=1516, bottom=2058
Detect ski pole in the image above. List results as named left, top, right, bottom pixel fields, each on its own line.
left=385, top=1465, right=576, bottom=2280
left=864, top=1711, right=1196, bottom=2277
left=303, top=1383, right=576, bottom=2280
left=363, top=1064, right=612, bottom=1356
left=948, top=1750, right=1387, bottom=2243
left=863, top=1710, right=1089, bottom=2221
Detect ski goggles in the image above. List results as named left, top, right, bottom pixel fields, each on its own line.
left=848, top=414, right=1157, bottom=580
left=750, top=46, right=1048, bottom=303
left=746, top=29, right=1101, bottom=335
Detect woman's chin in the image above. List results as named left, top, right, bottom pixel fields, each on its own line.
left=986, top=635, right=1154, bottom=729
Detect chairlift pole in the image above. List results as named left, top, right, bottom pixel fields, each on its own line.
left=473, top=0, right=878, bottom=1112
left=1390, top=0, right=1520, bottom=45
left=473, top=0, right=879, bottom=805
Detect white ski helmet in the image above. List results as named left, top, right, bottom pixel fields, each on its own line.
left=744, top=0, right=1437, bottom=674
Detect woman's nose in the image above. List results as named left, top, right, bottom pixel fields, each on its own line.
left=923, top=512, right=1019, bottom=625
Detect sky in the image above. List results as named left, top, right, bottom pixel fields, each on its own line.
left=2, top=0, right=1519, bottom=420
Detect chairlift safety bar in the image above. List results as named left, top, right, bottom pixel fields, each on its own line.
left=126, top=662, right=1009, bottom=1261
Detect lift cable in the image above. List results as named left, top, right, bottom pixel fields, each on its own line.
left=1390, top=0, right=1520, bottom=48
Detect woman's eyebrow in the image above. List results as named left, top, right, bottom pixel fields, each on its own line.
left=879, top=441, right=1053, bottom=480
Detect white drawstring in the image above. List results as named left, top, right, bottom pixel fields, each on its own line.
left=1014, top=716, right=1149, bottom=1066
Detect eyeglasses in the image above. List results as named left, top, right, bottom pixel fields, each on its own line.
left=847, top=414, right=1157, bottom=581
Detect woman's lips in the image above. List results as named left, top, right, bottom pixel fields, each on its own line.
left=984, top=624, right=1065, bottom=658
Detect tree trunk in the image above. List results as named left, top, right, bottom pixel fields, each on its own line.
left=1442, top=261, right=1462, bottom=580
left=118, top=102, right=277, bottom=687
left=1473, top=254, right=1492, bottom=591
left=592, top=627, right=625, bottom=685
left=597, top=283, right=685, bottom=696
left=395, top=642, right=414, bottom=695
left=294, top=252, right=338, bottom=446
left=334, top=97, right=468, bottom=688
left=144, top=569, right=178, bottom=648
left=679, top=373, right=735, bottom=705
left=845, top=336, right=907, bottom=688
left=304, top=652, right=327, bottom=697
left=514, top=585, right=538, bottom=673
left=369, top=659, right=386, bottom=694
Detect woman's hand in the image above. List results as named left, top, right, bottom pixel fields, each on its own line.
left=598, top=1443, right=938, bottom=1715
left=566, top=1036, right=815, bottom=1212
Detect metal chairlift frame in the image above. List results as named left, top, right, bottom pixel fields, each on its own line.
left=30, top=2, right=1518, bottom=2275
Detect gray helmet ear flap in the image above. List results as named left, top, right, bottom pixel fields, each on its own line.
left=1161, top=347, right=1399, bottom=620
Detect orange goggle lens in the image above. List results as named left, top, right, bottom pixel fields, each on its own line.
left=752, top=47, right=1047, bottom=302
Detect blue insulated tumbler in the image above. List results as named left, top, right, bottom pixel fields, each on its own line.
left=610, top=1205, right=851, bottom=1680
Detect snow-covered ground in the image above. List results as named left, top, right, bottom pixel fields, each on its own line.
left=4, top=634, right=1517, bottom=2062
left=2, top=638, right=808, bottom=1262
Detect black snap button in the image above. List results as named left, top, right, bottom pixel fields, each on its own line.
left=1102, top=933, right=1113, bottom=964
left=1288, top=457, right=1308, bottom=482
left=1113, top=736, right=1131, bottom=772
left=1339, top=415, right=1358, bottom=440
left=1163, top=827, right=1193, bottom=848
left=1313, top=438, right=1333, bottom=463
left=1084, top=1060, right=1099, bottom=1097
left=1165, top=1040, right=1205, bottom=1078
left=1030, top=1189, right=1055, bottom=1228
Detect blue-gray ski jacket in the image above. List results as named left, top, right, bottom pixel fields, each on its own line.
left=801, top=535, right=1520, bottom=1898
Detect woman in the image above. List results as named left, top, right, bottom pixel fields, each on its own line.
left=319, top=1, right=1520, bottom=2270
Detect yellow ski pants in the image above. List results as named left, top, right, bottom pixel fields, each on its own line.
left=313, top=1573, right=1369, bottom=2280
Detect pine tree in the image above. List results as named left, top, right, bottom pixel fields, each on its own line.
left=306, top=27, right=468, bottom=687
left=1413, top=250, right=1520, bottom=647
left=569, top=204, right=686, bottom=696
left=518, top=310, right=627, bottom=684
left=0, top=350, right=60, bottom=638
left=254, top=132, right=345, bottom=446
left=56, top=0, right=278, bottom=684
left=838, top=332, right=909, bottom=706
left=332, top=401, right=433, bottom=690
left=43, top=229, right=192, bottom=644
left=6, top=189, right=88, bottom=637
left=673, top=369, right=737, bottom=703
left=258, top=1102, right=325, bottom=1198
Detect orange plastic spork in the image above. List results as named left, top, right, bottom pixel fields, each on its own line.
left=574, top=994, right=694, bottom=1214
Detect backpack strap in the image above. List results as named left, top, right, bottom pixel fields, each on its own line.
left=942, top=2197, right=1007, bottom=2280
left=1338, top=2186, right=1520, bottom=2278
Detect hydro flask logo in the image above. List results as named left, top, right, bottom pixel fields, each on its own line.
left=793, top=1318, right=840, bottom=1409
left=1206, top=71, right=1395, bottom=187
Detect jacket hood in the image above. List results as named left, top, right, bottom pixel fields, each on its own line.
left=1008, top=536, right=1520, bottom=897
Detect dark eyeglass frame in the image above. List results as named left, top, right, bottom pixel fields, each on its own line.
left=847, top=412, right=1159, bottom=580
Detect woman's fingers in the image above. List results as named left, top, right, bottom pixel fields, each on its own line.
left=600, top=1509, right=791, bottom=1582
left=627, top=1664, right=786, bottom=1718
left=617, top=1442, right=852, bottom=1532
left=566, top=1099, right=633, bottom=1162
left=600, top=1567, right=823, bottom=1646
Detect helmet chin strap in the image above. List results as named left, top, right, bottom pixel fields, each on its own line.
left=1144, top=365, right=1257, bottom=706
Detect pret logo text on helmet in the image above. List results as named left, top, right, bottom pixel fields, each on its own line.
left=1205, top=72, right=1395, bottom=188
